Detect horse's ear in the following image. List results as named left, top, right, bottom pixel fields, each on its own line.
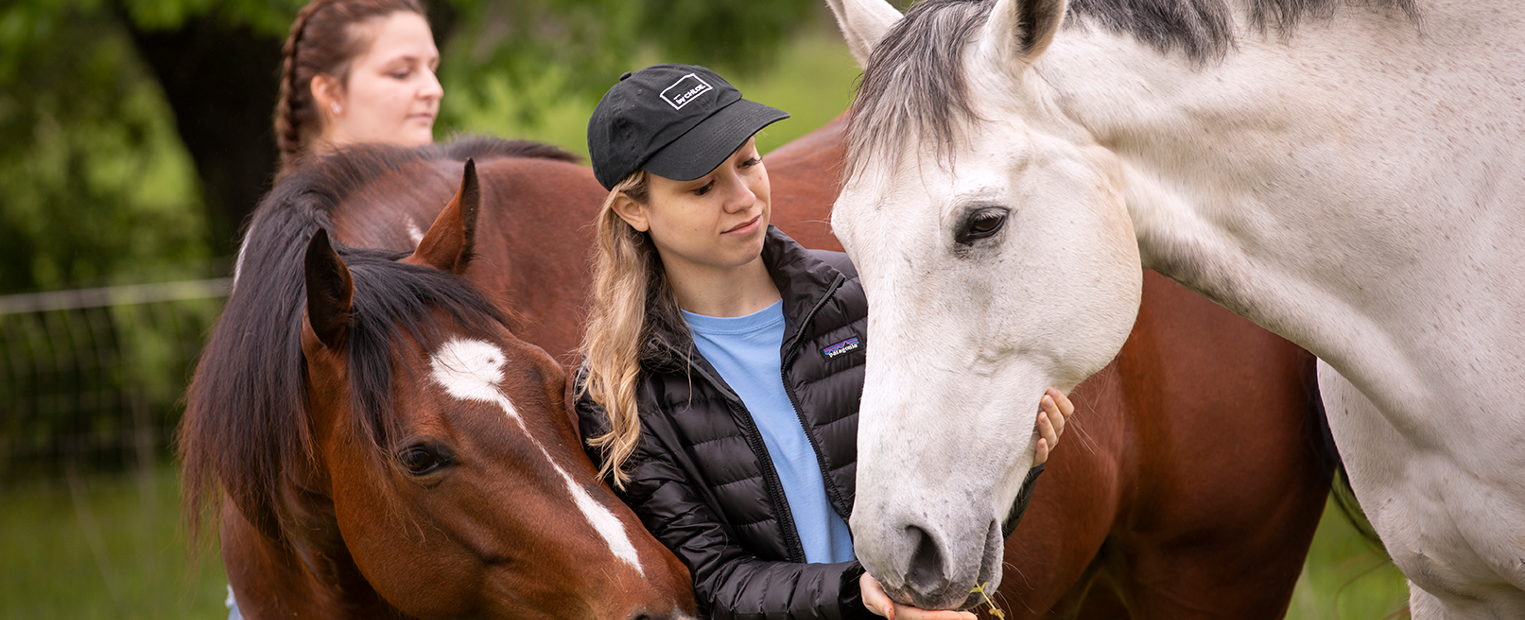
left=825, top=0, right=903, bottom=67
left=983, top=0, right=1067, bottom=67
left=405, top=158, right=479, bottom=275
left=304, top=229, right=353, bottom=350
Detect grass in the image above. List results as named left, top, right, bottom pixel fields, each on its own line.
left=1285, top=498, right=1411, bottom=620
left=0, top=468, right=227, bottom=620
left=0, top=468, right=1410, bottom=619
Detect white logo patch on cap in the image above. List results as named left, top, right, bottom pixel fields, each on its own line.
left=659, top=73, right=713, bottom=110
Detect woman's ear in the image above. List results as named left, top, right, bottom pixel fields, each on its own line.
left=611, top=194, right=651, bottom=232
left=311, top=74, right=344, bottom=119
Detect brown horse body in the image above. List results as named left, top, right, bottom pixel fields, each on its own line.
left=251, top=122, right=1330, bottom=617
left=183, top=148, right=693, bottom=619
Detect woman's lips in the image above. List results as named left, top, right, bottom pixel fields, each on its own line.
left=724, top=215, right=761, bottom=235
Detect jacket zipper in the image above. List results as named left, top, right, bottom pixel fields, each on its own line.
left=656, top=337, right=809, bottom=564
left=779, top=273, right=855, bottom=524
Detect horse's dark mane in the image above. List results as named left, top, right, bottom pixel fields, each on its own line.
left=180, top=137, right=532, bottom=544
left=848, top=0, right=1419, bottom=173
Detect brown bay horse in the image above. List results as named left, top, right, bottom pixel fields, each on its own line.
left=181, top=153, right=693, bottom=619
left=266, top=123, right=1332, bottom=617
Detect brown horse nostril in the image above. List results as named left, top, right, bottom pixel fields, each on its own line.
left=904, top=525, right=946, bottom=596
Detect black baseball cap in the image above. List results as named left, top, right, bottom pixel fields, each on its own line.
left=587, top=64, right=790, bottom=190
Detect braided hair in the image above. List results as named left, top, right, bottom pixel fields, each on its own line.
left=274, top=0, right=427, bottom=175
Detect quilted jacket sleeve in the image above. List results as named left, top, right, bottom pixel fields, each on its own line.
left=576, top=391, right=876, bottom=620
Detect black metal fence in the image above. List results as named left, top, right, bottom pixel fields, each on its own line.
left=0, top=279, right=230, bottom=481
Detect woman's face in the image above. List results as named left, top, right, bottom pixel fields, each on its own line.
left=320, top=11, right=441, bottom=148
left=621, top=138, right=773, bottom=276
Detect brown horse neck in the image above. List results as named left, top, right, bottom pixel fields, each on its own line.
left=223, top=495, right=412, bottom=620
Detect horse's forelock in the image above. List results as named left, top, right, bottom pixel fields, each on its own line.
left=846, top=0, right=1421, bottom=178
left=849, top=0, right=994, bottom=177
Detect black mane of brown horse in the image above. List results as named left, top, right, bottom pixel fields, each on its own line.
left=178, top=139, right=570, bottom=545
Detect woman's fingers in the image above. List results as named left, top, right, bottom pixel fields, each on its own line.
left=897, top=607, right=977, bottom=620
left=1048, top=386, right=1075, bottom=421
left=1043, top=387, right=1072, bottom=438
left=859, top=573, right=976, bottom=620
left=860, top=573, right=895, bottom=619
left=1034, top=412, right=1054, bottom=465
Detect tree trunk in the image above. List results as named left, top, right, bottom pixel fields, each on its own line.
left=126, top=17, right=283, bottom=257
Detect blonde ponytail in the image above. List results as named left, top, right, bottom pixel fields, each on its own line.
left=578, top=171, right=683, bottom=489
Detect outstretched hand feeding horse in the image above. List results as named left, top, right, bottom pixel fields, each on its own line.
left=826, top=0, right=1525, bottom=616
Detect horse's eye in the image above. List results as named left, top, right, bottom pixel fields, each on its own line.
left=399, top=445, right=449, bottom=475
left=955, top=207, right=1009, bottom=245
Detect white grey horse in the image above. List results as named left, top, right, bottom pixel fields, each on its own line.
left=826, top=0, right=1525, bottom=616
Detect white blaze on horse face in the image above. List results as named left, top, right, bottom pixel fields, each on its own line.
left=431, top=337, right=511, bottom=410
left=429, top=338, right=645, bottom=576
left=833, top=63, right=1141, bottom=610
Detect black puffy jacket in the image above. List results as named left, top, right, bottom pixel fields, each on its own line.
left=576, top=227, right=1039, bottom=620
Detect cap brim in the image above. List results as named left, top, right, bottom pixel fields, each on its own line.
left=642, top=99, right=790, bottom=182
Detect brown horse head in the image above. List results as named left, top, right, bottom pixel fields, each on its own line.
left=185, top=160, right=693, bottom=619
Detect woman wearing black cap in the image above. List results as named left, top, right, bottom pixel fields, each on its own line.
left=575, top=64, right=1074, bottom=620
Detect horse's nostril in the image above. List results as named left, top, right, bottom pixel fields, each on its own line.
left=904, top=525, right=946, bottom=595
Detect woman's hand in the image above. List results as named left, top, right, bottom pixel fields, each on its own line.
left=860, top=572, right=976, bottom=620
left=1032, top=387, right=1074, bottom=466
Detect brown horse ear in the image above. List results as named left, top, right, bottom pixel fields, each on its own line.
left=304, top=229, right=353, bottom=349
left=405, top=158, right=479, bottom=274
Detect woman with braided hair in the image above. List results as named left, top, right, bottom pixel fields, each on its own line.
left=272, top=0, right=442, bottom=177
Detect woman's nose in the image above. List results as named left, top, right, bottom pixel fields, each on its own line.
left=722, top=175, right=757, bottom=213
left=420, top=69, right=444, bottom=100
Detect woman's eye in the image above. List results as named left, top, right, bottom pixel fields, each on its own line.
left=693, top=180, right=715, bottom=196
left=741, top=157, right=761, bottom=168
left=391, top=71, right=411, bottom=80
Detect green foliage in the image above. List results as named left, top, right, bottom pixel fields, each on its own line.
left=445, top=27, right=862, bottom=160
left=116, top=0, right=304, bottom=36
left=0, top=3, right=212, bottom=294
left=1285, top=498, right=1410, bottom=619
left=436, top=0, right=825, bottom=133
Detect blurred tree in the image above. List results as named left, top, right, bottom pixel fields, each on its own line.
left=0, top=1, right=215, bottom=293
left=0, top=0, right=824, bottom=276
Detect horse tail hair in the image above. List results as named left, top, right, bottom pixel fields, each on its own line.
left=1304, top=355, right=1386, bottom=552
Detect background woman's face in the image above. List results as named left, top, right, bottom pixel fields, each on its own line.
left=329, top=11, right=441, bottom=148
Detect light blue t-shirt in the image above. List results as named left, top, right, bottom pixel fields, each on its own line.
left=682, top=300, right=855, bottom=564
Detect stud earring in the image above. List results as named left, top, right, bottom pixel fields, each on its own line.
left=331, top=102, right=341, bottom=114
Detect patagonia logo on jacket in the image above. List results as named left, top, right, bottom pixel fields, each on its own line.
left=821, top=336, right=861, bottom=359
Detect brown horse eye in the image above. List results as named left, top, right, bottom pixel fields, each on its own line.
left=956, top=207, right=1009, bottom=245
left=399, top=446, right=447, bottom=475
